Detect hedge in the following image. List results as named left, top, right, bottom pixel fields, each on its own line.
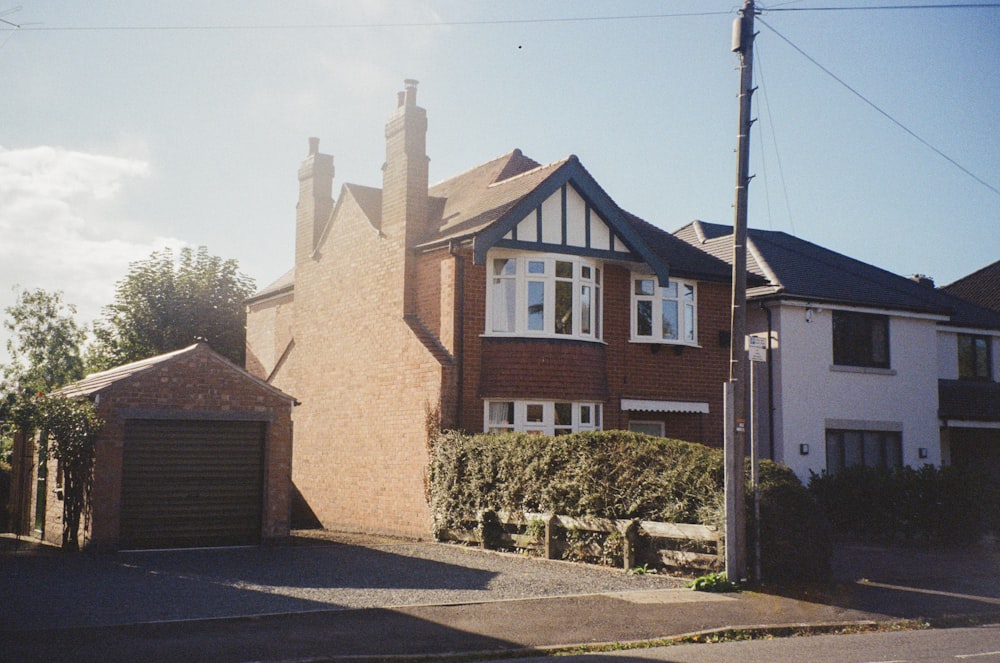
left=808, top=464, right=1000, bottom=545
left=427, top=429, right=831, bottom=582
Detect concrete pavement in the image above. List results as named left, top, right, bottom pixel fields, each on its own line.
left=2, top=534, right=999, bottom=662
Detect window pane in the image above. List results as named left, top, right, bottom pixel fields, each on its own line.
left=488, top=402, right=514, bottom=426
left=528, top=260, right=545, bottom=275
left=581, top=265, right=592, bottom=280
left=555, top=280, right=573, bottom=334
left=662, top=282, right=678, bottom=298
left=661, top=299, right=678, bottom=340
left=580, top=285, right=592, bottom=335
left=595, top=286, right=601, bottom=338
left=630, top=422, right=664, bottom=437
left=554, top=403, right=572, bottom=426
left=975, top=338, right=991, bottom=378
left=870, top=318, right=889, bottom=367
left=826, top=431, right=843, bottom=474
left=834, top=311, right=889, bottom=368
left=526, top=404, right=544, bottom=423
left=492, top=278, right=517, bottom=332
left=683, top=284, right=695, bottom=301
left=635, top=279, right=654, bottom=296
left=637, top=300, right=652, bottom=336
left=885, top=433, right=903, bottom=468
left=556, top=260, right=572, bottom=279
left=528, top=281, right=545, bottom=330
left=863, top=432, right=883, bottom=468
left=843, top=431, right=863, bottom=467
left=579, top=405, right=591, bottom=425
left=493, top=258, right=516, bottom=276
left=684, top=302, right=696, bottom=342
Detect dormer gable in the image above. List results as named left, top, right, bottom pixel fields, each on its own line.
left=472, top=156, right=670, bottom=286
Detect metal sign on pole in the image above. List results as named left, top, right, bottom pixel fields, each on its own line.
left=748, top=337, right=767, bottom=585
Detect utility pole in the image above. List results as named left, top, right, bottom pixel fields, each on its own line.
left=725, top=0, right=756, bottom=584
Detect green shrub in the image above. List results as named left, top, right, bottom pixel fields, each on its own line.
left=428, top=429, right=832, bottom=583
left=751, top=460, right=831, bottom=582
left=808, top=464, right=997, bottom=545
left=427, top=430, right=724, bottom=531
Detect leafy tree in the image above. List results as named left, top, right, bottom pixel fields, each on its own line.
left=2, top=288, right=86, bottom=396
left=35, top=394, right=103, bottom=551
left=88, top=246, right=255, bottom=370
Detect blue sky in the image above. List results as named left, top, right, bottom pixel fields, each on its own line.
left=1, top=1, right=997, bottom=359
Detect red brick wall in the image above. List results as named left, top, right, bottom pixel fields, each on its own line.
left=69, top=346, right=294, bottom=550
left=281, top=190, right=447, bottom=539
left=455, top=260, right=729, bottom=446
left=245, top=290, right=295, bottom=382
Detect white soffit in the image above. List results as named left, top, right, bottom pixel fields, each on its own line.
left=621, top=399, right=710, bottom=414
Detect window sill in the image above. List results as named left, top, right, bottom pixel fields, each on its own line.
left=482, top=332, right=606, bottom=345
left=829, top=364, right=897, bottom=376
left=629, top=338, right=702, bottom=349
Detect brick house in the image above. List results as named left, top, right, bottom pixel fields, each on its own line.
left=246, top=81, right=743, bottom=539
left=10, top=343, right=295, bottom=550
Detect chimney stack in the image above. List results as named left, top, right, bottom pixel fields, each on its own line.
left=296, top=137, right=334, bottom=265
left=382, top=79, right=429, bottom=242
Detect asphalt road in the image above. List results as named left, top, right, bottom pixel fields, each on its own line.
left=508, top=624, right=1000, bottom=662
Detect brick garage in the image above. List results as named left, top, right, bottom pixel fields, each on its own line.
left=35, top=343, right=295, bottom=550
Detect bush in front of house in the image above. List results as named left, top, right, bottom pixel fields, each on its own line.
left=752, top=460, right=832, bottom=583
left=427, top=429, right=832, bottom=583
left=808, top=463, right=998, bottom=545
left=427, top=430, right=723, bottom=530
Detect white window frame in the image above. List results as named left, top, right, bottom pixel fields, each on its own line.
left=630, top=275, right=698, bottom=345
left=486, top=251, right=602, bottom=342
left=484, top=400, right=602, bottom=436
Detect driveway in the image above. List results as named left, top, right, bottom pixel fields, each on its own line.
left=0, top=534, right=686, bottom=631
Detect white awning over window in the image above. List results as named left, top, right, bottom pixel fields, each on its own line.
left=621, top=398, right=709, bottom=414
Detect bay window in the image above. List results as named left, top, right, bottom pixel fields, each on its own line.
left=631, top=276, right=697, bottom=344
left=485, top=400, right=602, bottom=435
left=488, top=253, right=602, bottom=340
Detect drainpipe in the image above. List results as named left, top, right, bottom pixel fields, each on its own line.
left=759, top=300, right=776, bottom=461
left=449, top=240, right=465, bottom=431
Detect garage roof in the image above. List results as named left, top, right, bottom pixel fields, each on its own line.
left=54, top=343, right=297, bottom=404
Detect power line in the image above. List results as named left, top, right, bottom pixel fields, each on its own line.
left=764, top=3, right=1000, bottom=11
left=757, top=16, right=1000, bottom=198
left=9, top=11, right=732, bottom=32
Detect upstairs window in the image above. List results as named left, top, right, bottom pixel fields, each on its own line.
left=631, top=276, right=697, bottom=344
left=958, top=334, right=992, bottom=380
left=832, top=310, right=889, bottom=369
left=488, top=253, right=601, bottom=341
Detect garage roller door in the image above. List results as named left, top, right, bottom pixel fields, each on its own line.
left=120, top=419, right=265, bottom=549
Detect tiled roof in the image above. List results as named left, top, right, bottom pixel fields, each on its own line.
left=942, top=260, right=1000, bottom=314
left=53, top=343, right=296, bottom=403
left=54, top=344, right=205, bottom=398
left=674, top=220, right=953, bottom=315
left=248, top=268, right=294, bottom=303
left=421, top=150, right=563, bottom=246
left=625, top=213, right=736, bottom=284
left=939, top=379, right=1000, bottom=422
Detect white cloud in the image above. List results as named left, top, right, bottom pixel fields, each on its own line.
left=0, top=145, right=186, bottom=362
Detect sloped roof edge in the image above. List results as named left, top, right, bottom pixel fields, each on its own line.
left=54, top=343, right=297, bottom=405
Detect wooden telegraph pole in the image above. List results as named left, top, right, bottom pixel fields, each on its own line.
left=726, top=0, right=756, bottom=584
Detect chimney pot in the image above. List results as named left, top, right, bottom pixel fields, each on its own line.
left=404, top=79, right=419, bottom=106
left=308, top=137, right=320, bottom=155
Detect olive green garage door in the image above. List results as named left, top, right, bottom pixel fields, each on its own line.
left=120, top=419, right=266, bottom=549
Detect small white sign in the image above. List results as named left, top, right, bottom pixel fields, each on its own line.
left=747, top=335, right=767, bottom=362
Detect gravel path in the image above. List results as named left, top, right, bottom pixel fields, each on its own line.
left=0, top=535, right=688, bottom=631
